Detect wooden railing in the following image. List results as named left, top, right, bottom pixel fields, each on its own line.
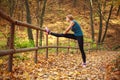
left=0, top=9, right=80, bottom=72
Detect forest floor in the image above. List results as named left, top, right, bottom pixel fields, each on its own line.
left=0, top=51, right=120, bottom=80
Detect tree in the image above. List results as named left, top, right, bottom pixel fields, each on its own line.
left=97, top=0, right=103, bottom=44
left=7, top=0, right=15, bottom=48
left=83, top=0, right=87, bottom=16
left=73, top=0, right=77, bottom=7
left=89, top=0, right=95, bottom=42
left=25, top=0, right=34, bottom=44
left=116, top=5, right=120, bottom=16
left=103, top=0, right=106, bottom=13
left=35, top=0, right=47, bottom=46
left=101, top=2, right=114, bottom=42
left=39, top=0, right=47, bottom=46
left=58, top=0, right=63, bottom=8
left=8, top=0, right=15, bottom=17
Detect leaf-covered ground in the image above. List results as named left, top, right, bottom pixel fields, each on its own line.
left=0, top=51, right=120, bottom=80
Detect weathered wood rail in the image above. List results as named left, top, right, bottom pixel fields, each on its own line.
left=0, top=9, right=81, bottom=72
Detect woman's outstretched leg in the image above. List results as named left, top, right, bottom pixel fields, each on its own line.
left=45, top=27, right=77, bottom=40
left=50, top=32, right=77, bottom=40
left=50, top=32, right=65, bottom=37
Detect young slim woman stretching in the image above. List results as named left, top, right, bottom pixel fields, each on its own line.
left=45, top=15, right=86, bottom=67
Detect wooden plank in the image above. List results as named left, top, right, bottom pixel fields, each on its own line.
left=46, top=34, right=48, bottom=59
left=15, top=21, right=45, bottom=31
left=0, top=9, right=15, bottom=23
left=15, top=21, right=39, bottom=30
left=0, top=46, right=79, bottom=57
left=8, top=23, right=15, bottom=72
left=0, top=9, right=46, bottom=32
left=76, top=40, right=79, bottom=53
left=0, top=47, right=38, bottom=56
left=0, top=49, right=14, bottom=56
left=56, top=37, right=59, bottom=55
left=39, top=46, right=79, bottom=49
left=34, top=30, right=39, bottom=63
left=67, top=39, right=70, bottom=54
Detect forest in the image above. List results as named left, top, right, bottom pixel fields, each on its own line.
left=0, top=0, right=120, bottom=80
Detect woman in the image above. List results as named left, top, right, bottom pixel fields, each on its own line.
left=45, top=15, right=86, bottom=67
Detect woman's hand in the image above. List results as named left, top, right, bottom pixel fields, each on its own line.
left=63, top=31, right=67, bottom=34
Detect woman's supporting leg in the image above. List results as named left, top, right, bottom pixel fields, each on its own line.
left=50, top=32, right=77, bottom=40
left=77, top=36, right=86, bottom=63
left=50, top=32, right=86, bottom=64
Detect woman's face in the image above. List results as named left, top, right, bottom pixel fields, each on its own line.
left=66, top=17, right=70, bottom=22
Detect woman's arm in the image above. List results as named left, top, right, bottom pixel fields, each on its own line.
left=64, top=21, right=74, bottom=34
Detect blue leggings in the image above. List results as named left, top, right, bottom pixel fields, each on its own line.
left=50, top=32, right=86, bottom=63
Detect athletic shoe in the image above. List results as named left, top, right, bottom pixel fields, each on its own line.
left=82, top=63, right=86, bottom=68
left=45, top=27, right=51, bottom=34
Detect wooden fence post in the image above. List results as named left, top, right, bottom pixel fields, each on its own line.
left=34, top=30, right=39, bottom=63
left=46, top=34, right=48, bottom=59
left=76, top=40, right=78, bottom=54
left=67, top=39, right=70, bottom=54
left=56, top=37, right=59, bottom=55
left=8, top=23, right=15, bottom=72
left=89, top=42, right=91, bottom=54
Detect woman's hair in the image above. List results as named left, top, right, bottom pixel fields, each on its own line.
left=66, top=15, right=74, bottom=20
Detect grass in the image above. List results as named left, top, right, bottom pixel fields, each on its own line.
left=15, top=37, right=34, bottom=48
left=0, top=41, right=6, bottom=50
left=0, top=34, right=104, bottom=53
left=84, top=37, right=93, bottom=43
left=0, top=34, right=99, bottom=52
left=14, top=54, right=30, bottom=61
left=0, top=33, right=6, bottom=49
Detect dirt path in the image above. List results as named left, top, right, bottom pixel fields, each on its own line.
left=0, top=51, right=120, bottom=80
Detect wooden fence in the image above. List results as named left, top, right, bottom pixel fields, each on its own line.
left=0, top=9, right=82, bottom=72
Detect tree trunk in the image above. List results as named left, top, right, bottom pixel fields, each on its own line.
left=103, top=0, right=106, bottom=11
left=8, top=0, right=15, bottom=17
left=89, top=0, right=94, bottom=42
left=97, top=0, right=103, bottom=44
left=36, top=0, right=40, bottom=27
left=102, top=0, right=106, bottom=15
left=25, top=0, right=34, bottom=44
left=7, top=0, right=15, bottom=48
left=58, top=0, right=63, bottom=8
left=101, top=4, right=113, bottom=42
left=73, top=0, right=77, bottom=7
left=39, top=0, right=47, bottom=46
left=84, top=0, right=87, bottom=16
left=116, top=5, right=120, bottom=16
